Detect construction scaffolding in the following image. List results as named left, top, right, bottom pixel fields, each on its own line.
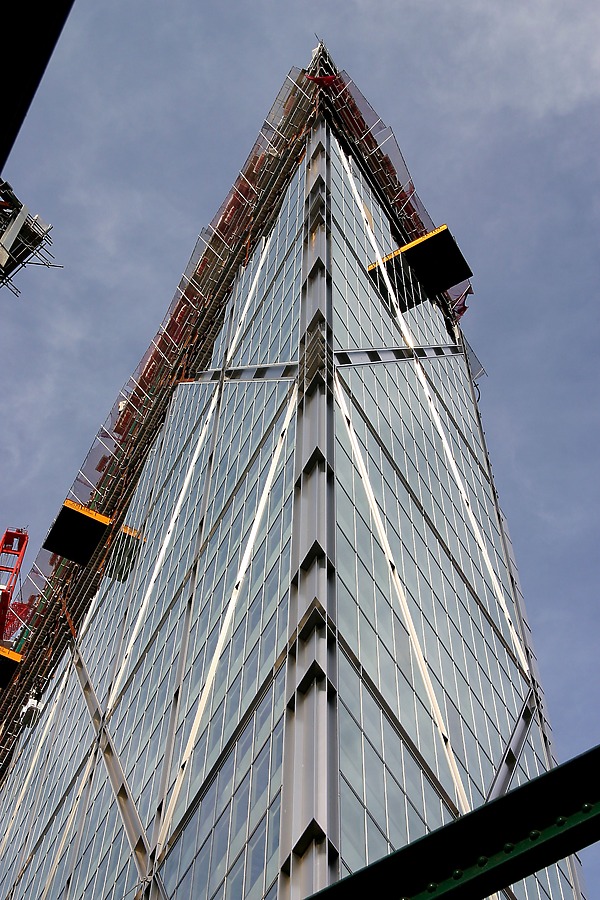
left=0, top=181, right=53, bottom=296
left=0, top=46, right=473, bottom=777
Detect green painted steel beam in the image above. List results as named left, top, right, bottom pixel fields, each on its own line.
left=310, top=744, right=600, bottom=900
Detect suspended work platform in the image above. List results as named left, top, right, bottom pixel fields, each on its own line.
left=0, top=648, right=22, bottom=690
left=369, top=224, right=473, bottom=297
left=43, top=500, right=112, bottom=567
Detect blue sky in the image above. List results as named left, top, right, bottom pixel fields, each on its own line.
left=2, top=0, right=599, bottom=892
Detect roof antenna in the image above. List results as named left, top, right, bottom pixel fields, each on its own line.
left=311, top=36, right=323, bottom=60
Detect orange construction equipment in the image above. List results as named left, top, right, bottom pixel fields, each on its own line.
left=0, top=529, right=29, bottom=687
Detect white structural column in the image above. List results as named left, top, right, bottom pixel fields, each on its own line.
left=107, top=387, right=220, bottom=713
left=334, top=375, right=471, bottom=815
left=155, top=383, right=299, bottom=858
left=70, top=646, right=167, bottom=898
left=40, top=750, right=97, bottom=900
left=109, top=225, right=274, bottom=718
left=226, top=231, right=274, bottom=364
left=486, top=689, right=535, bottom=801
left=279, top=120, right=339, bottom=900
left=336, top=139, right=530, bottom=677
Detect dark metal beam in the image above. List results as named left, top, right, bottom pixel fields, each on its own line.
left=310, top=745, right=600, bottom=900
left=1, top=1, right=76, bottom=172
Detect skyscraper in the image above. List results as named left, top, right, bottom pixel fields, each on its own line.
left=0, top=43, right=586, bottom=900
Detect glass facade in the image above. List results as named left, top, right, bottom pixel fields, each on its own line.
left=0, top=51, right=585, bottom=900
